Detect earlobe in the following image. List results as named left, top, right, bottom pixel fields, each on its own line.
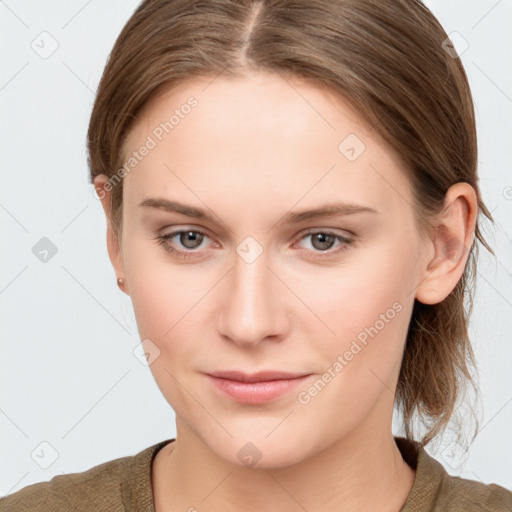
left=93, top=174, right=128, bottom=294
left=415, top=183, right=477, bottom=305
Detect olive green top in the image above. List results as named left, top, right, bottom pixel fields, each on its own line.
left=1, top=437, right=511, bottom=511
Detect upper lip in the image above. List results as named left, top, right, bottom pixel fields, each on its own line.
left=206, top=370, right=311, bottom=383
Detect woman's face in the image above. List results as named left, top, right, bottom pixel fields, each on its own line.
left=102, top=71, right=433, bottom=467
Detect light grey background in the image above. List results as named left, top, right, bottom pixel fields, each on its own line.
left=1, top=0, right=511, bottom=496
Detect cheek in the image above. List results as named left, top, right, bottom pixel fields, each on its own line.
left=311, top=261, right=410, bottom=382
left=296, top=292, right=408, bottom=438
left=124, top=242, right=207, bottom=336
left=125, top=251, right=209, bottom=410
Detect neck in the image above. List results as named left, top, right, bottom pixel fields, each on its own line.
left=153, top=422, right=416, bottom=512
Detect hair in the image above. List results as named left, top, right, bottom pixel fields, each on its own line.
left=87, top=0, right=495, bottom=448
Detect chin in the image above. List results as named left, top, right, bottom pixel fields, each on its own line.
left=224, top=438, right=309, bottom=470
left=197, top=421, right=321, bottom=470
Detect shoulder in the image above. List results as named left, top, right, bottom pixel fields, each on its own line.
left=0, top=440, right=171, bottom=512
left=0, top=456, right=129, bottom=512
left=396, top=436, right=512, bottom=512
left=434, top=466, right=512, bottom=511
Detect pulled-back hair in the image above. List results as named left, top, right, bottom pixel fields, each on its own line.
left=87, top=0, right=495, bottom=447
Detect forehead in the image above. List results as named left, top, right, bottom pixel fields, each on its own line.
left=121, top=72, right=414, bottom=220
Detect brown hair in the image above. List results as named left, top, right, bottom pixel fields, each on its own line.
left=87, top=0, right=495, bottom=448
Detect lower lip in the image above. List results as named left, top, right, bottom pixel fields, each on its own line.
left=206, top=374, right=312, bottom=404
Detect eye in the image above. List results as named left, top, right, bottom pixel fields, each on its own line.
left=154, top=229, right=212, bottom=259
left=295, top=230, right=354, bottom=259
left=154, top=228, right=355, bottom=260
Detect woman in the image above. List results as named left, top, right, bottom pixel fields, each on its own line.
left=2, top=0, right=511, bottom=510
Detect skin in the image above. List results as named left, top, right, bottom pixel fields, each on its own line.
left=94, top=70, right=477, bottom=511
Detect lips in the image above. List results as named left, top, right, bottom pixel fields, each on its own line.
left=207, top=370, right=310, bottom=382
left=205, top=370, right=312, bottom=404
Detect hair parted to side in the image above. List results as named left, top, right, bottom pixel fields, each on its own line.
left=87, top=0, right=495, bottom=448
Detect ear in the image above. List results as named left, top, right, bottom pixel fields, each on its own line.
left=93, top=175, right=129, bottom=295
left=415, top=182, right=477, bottom=305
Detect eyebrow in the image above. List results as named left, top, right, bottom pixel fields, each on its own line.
left=138, top=197, right=378, bottom=224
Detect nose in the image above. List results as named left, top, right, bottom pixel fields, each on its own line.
left=216, top=248, right=291, bottom=347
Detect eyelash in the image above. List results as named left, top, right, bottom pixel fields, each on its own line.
left=154, top=228, right=355, bottom=261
